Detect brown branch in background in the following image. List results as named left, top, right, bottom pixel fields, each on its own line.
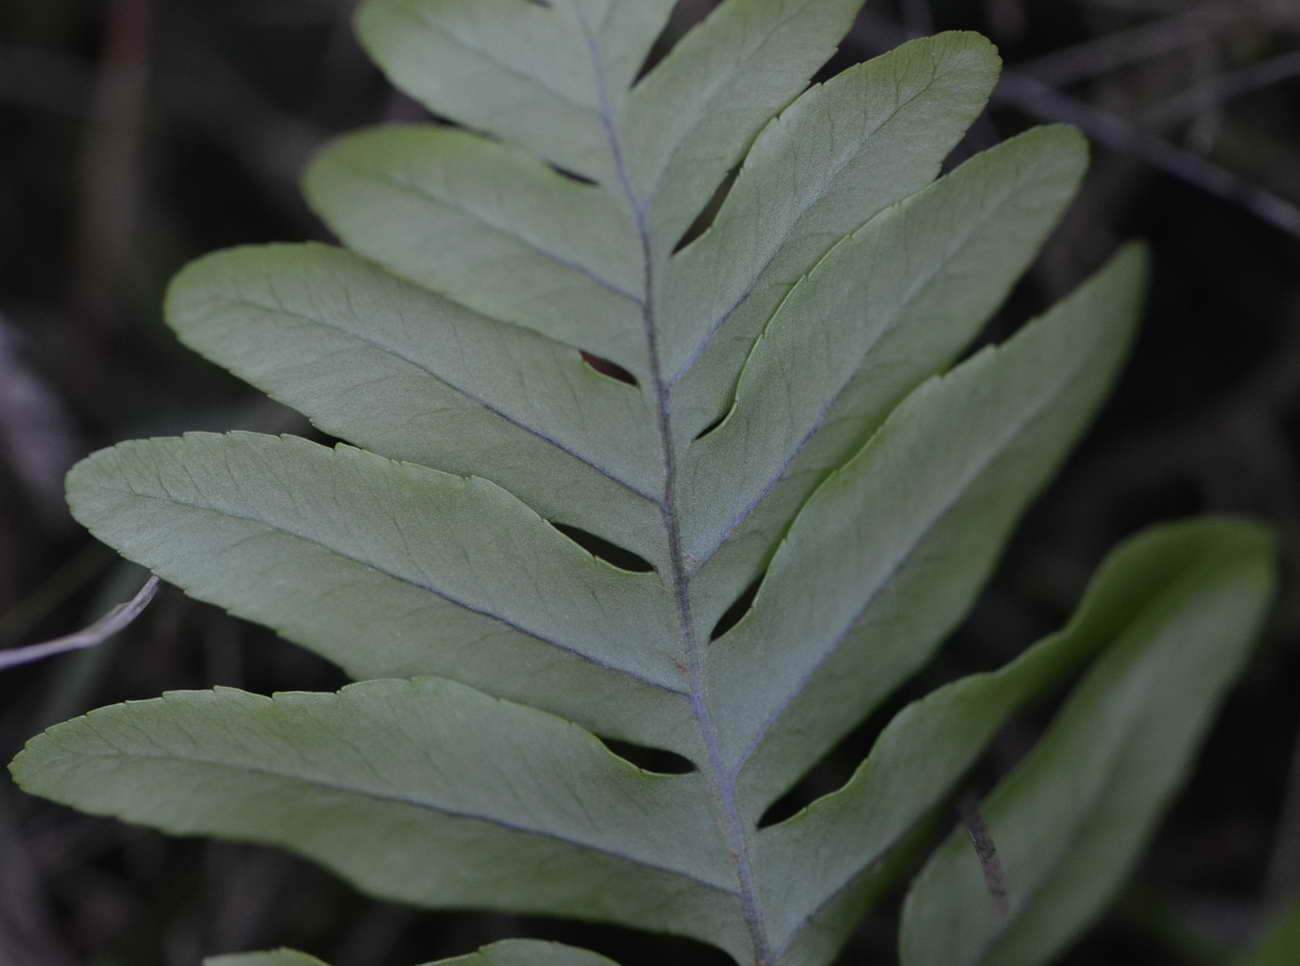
left=1182, top=33, right=1225, bottom=154
left=960, top=795, right=1011, bottom=922
left=0, top=576, right=159, bottom=672
left=1142, top=48, right=1300, bottom=127
left=993, top=71, right=1300, bottom=239
left=169, top=49, right=325, bottom=194
left=1016, top=4, right=1233, bottom=86
left=850, top=13, right=1300, bottom=241
left=68, top=0, right=155, bottom=336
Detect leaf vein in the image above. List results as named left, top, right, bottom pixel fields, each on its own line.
left=731, top=336, right=1099, bottom=780
left=668, top=64, right=947, bottom=384
left=206, top=295, right=658, bottom=504
left=98, top=485, right=687, bottom=697
left=339, top=162, right=643, bottom=305
left=690, top=173, right=1026, bottom=570
left=71, top=744, right=735, bottom=894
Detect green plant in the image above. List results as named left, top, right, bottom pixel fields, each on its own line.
left=9, top=1, right=1276, bottom=964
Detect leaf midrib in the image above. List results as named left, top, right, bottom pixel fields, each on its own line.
left=90, top=482, right=687, bottom=697
left=574, top=8, right=773, bottom=963
left=60, top=730, right=735, bottom=894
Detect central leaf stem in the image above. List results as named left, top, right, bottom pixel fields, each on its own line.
left=573, top=12, right=771, bottom=963
left=651, top=357, right=774, bottom=966
left=639, top=214, right=772, bottom=966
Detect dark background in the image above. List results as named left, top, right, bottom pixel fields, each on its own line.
left=2, top=1, right=1299, bottom=963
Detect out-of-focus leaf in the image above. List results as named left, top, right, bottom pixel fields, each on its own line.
left=205, top=939, right=620, bottom=966
left=1234, top=896, right=1300, bottom=966
left=899, top=522, right=1276, bottom=966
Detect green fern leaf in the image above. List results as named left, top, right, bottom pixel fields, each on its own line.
left=899, top=521, right=1275, bottom=966
left=206, top=940, right=619, bottom=966
left=9, top=2, right=1275, bottom=964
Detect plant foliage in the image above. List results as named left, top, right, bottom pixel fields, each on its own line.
left=207, top=940, right=618, bottom=966
left=10, top=2, right=1276, bottom=964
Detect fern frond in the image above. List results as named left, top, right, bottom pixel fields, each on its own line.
left=11, top=3, right=1275, bottom=964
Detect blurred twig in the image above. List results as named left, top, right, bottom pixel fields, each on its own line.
left=69, top=0, right=155, bottom=335
left=1143, top=49, right=1300, bottom=126
left=1018, top=4, right=1234, bottom=86
left=959, top=795, right=1010, bottom=922
left=0, top=575, right=158, bottom=672
left=0, top=37, right=324, bottom=211
left=1183, top=35, right=1225, bottom=153
left=167, top=47, right=328, bottom=201
left=853, top=13, right=1300, bottom=240
left=0, top=544, right=112, bottom=646
left=993, top=71, right=1300, bottom=239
